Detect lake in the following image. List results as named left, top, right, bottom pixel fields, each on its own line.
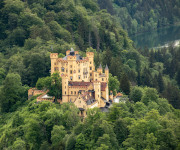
left=130, top=25, right=180, bottom=49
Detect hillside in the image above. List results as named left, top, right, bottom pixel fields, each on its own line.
left=0, top=0, right=180, bottom=149
left=98, top=0, right=180, bottom=35
left=0, top=90, right=180, bottom=150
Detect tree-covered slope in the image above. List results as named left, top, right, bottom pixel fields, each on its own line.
left=98, top=0, right=180, bottom=35
left=0, top=88, right=180, bottom=150
left=0, top=0, right=180, bottom=149
left=0, top=0, right=180, bottom=111
left=0, top=0, right=136, bottom=87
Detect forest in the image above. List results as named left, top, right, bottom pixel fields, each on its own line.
left=98, top=0, right=180, bottom=34
left=0, top=0, right=180, bottom=149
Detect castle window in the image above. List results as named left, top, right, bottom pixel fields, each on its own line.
left=90, top=73, right=92, bottom=76
left=65, top=91, right=66, bottom=95
left=61, top=67, right=64, bottom=72
left=70, top=76, right=73, bottom=80
left=75, top=91, right=76, bottom=94
left=102, top=78, right=104, bottom=81
left=78, top=75, right=81, bottom=79
left=70, top=70, right=72, bottom=74
left=78, top=69, right=80, bottom=73
left=65, top=86, right=66, bottom=89
left=54, top=67, right=58, bottom=71
left=90, top=61, right=91, bottom=64
left=90, top=67, right=92, bottom=70
left=66, top=69, right=68, bottom=73
left=70, top=65, right=72, bottom=68
left=71, top=91, right=73, bottom=94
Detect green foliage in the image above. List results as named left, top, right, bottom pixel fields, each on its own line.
left=51, top=125, right=66, bottom=149
left=58, top=53, right=65, bottom=58
left=120, top=73, right=131, bottom=95
left=48, top=73, right=62, bottom=100
left=0, top=1, right=180, bottom=150
left=11, top=138, right=26, bottom=150
left=112, top=0, right=180, bottom=34
left=0, top=68, right=6, bottom=85
left=0, top=73, right=27, bottom=112
left=0, top=89, right=179, bottom=150
left=75, top=133, right=86, bottom=150
left=108, top=73, right=120, bottom=95
left=141, top=87, right=159, bottom=105
left=129, top=86, right=143, bottom=102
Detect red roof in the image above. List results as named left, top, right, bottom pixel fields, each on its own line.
left=69, top=82, right=91, bottom=86
left=68, top=81, right=107, bottom=91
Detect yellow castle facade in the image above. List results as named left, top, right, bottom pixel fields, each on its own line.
left=50, top=49, right=110, bottom=116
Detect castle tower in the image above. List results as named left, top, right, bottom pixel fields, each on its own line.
left=50, top=53, right=58, bottom=75
left=66, top=50, right=70, bottom=55
left=62, top=75, right=69, bottom=103
left=94, top=82, right=101, bottom=106
left=97, top=64, right=103, bottom=74
left=86, top=52, right=95, bottom=80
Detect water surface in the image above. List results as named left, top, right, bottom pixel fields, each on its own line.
left=130, top=25, right=180, bottom=49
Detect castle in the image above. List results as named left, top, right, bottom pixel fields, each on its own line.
left=50, top=49, right=110, bottom=115
left=28, top=48, right=111, bottom=117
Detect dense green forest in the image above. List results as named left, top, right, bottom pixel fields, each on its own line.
left=0, top=0, right=180, bottom=149
left=0, top=92, right=180, bottom=150
left=98, top=0, right=180, bottom=34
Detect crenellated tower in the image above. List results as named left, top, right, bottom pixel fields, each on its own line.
left=62, top=75, right=69, bottom=103
left=94, top=81, right=101, bottom=106
left=50, top=53, right=58, bottom=75
left=86, top=52, right=95, bottom=80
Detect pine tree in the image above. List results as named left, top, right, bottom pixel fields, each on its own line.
left=176, top=68, right=180, bottom=87
left=158, top=73, right=164, bottom=93
left=120, top=73, right=130, bottom=95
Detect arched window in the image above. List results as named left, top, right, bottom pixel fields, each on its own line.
left=61, top=67, right=64, bottom=72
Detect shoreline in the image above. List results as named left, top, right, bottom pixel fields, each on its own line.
left=129, top=23, right=180, bottom=38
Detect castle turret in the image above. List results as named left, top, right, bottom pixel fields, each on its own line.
left=66, top=50, right=70, bottom=56
left=50, top=53, right=58, bottom=75
left=97, top=64, right=103, bottom=74
left=62, top=75, right=69, bottom=103
left=105, top=64, right=109, bottom=80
